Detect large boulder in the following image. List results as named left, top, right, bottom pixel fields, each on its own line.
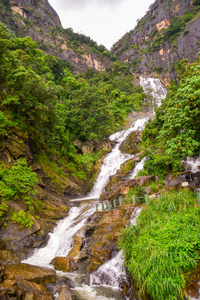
left=57, top=285, right=72, bottom=300
left=0, top=250, right=20, bottom=263
left=50, top=257, right=78, bottom=272
left=3, top=264, right=56, bottom=285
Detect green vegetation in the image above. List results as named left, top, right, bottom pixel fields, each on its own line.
left=0, top=22, right=147, bottom=226
left=0, top=158, right=39, bottom=227
left=120, top=191, right=200, bottom=300
left=51, top=27, right=116, bottom=60
left=141, top=55, right=200, bottom=177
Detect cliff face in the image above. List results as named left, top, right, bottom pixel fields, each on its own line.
left=112, top=0, right=200, bottom=85
left=0, top=0, right=110, bottom=72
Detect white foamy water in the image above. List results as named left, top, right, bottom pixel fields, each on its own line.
left=130, top=206, right=142, bottom=225
left=90, top=250, right=128, bottom=288
left=140, top=76, right=167, bottom=108
left=23, top=204, right=95, bottom=267
left=89, top=118, right=148, bottom=198
left=22, top=77, right=168, bottom=300
left=184, top=157, right=200, bottom=173
left=90, top=206, right=142, bottom=290
left=129, top=157, right=147, bottom=179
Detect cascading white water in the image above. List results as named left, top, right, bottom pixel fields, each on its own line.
left=89, top=118, right=148, bottom=198
left=23, top=204, right=95, bottom=268
left=89, top=206, right=142, bottom=289
left=129, top=157, right=147, bottom=179
left=90, top=250, right=128, bottom=288
left=22, top=77, right=167, bottom=300
left=130, top=206, right=142, bottom=225
left=140, top=76, right=167, bottom=108
left=183, top=157, right=200, bottom=173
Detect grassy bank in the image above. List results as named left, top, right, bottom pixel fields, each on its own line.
left=120, top=191, right=200, bottom=300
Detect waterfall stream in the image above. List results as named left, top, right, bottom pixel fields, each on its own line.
left=89, top=117, right=148, bottom=198
left=23, top=77, right=168, bottom=299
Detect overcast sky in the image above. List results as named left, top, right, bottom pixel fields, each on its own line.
left=48, top=0, right=155, bottom=50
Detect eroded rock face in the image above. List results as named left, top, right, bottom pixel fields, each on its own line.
left=0, top=0, right=110, bottom=73
left=0, top=263, right=55, bottom=299
left=113, top=0, right=200, bottom=83
left=3, top=263, right=56, bottom=285
left=0, top=192, right=69, bottom=261
left=78, top=205, right=137, bottom=273
left=101, top=175, right=155, bottom=201
left=119, top=131, right=142, bottom=154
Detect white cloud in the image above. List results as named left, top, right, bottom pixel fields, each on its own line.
left=49, top=0, right=155, bottom=49
left=52, top=0, right=124, bottom=10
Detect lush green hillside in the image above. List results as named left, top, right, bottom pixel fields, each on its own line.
left=0, top=0, right=112, bottom=72
left=0, top=23, right=146, bottom=226
left=139, top=55, right=200, bottom=178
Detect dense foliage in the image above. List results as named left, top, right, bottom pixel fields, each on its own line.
left=0, top=158, right=39, bottom=227
left=0, top=22, right=147, bottom=224
left=141, top=55, right=200, bottom=177
left=120, top=191, right=200, bottom=300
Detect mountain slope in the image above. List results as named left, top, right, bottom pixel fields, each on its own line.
left=0, top=0, right=111, bottom=72
left=112, top=0, right=200, bottom=85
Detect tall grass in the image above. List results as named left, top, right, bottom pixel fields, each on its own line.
left=120, top=191, right=200, bottom=299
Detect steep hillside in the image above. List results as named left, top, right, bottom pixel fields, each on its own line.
left=0, top=0, right=112, bottom=72
left=112, top=0, right=200, bottom=85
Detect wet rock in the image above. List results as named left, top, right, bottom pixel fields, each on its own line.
left=57, top=285, right=72, bottom=300
left=0, top=250, right=20, bottom=263
left=81, top=205, right=136, bottom=273
left=0, top=290, right=10, bottom=300
left=0, top=265, right=5, bottom=282
left=2, top=133, right=33, bottom=161
left=0, top=279, right=17, bottom=296
left=101, top=175, right=155, bottom=201
left=51, top=257, right=78, bottom=272
left=119, top=130, right=142, bottom=154
left=3, top=264, right=56, bottom=285
left=0, top=195, right=69, bottom=260
left=67, top=236, right=83, bottom=262
left=188, top=280, right=200, bottom=298
left=56, top=277, right=75, bottom=293
left=0, top=217, right=41, bottom=260
left=15, top=277, right=54, bottom=300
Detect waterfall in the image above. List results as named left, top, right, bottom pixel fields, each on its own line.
left=140, top=76, right=167, bottom=108
left=89, top=206, right=142, bottom=289
left=23, top=204, right=95, bottom=268
left=129, top=157, right=147, bottom=179
left=89, top=118, right=148, bottom=198
left=22, top=77, right=167, bottom=300
left=90, top=250, right=128, bottom=288
left=183, top=157, right=200, bottom=173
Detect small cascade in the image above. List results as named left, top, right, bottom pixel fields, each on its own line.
left=183, top=157, right=200, bottom=173
left=129, top=157, right=147, bottom=179
left=130, top=206, right=142, bottom=225
left=90, top=250, right=128, bottom=288
left=23, top=204, right=95, bottom=268
left=90, top=206, right=142, bottom=290
left=89, top=118, right=148, bottom=198
left=140, top=76, right=167, bottom=108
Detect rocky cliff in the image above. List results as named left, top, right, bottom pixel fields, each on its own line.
left=0, top=0, right=111, bottom=72
left=112, top=0, right=200, bottom=85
